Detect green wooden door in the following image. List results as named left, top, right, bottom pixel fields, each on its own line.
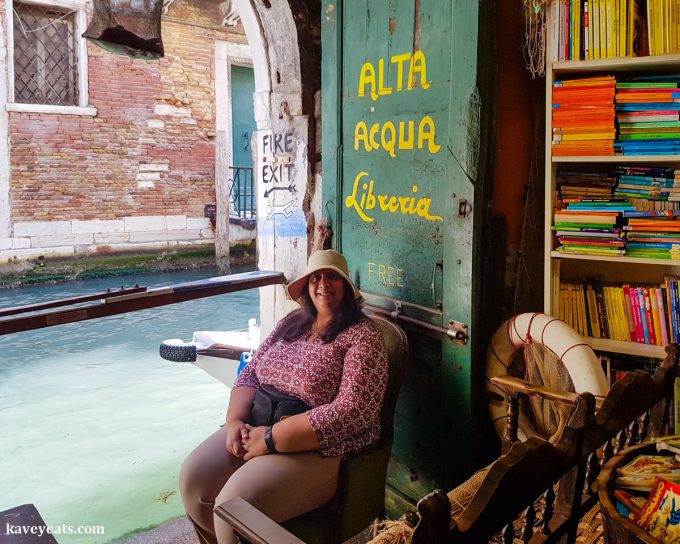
left=322, top=0, right=494, bottom=511
left=231, top=65, right=256, bottom=215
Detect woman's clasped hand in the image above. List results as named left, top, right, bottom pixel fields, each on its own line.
left=240, top=424, right=269, bottom=460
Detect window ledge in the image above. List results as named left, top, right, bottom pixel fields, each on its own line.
left=6, top=103, right=97, bottom=116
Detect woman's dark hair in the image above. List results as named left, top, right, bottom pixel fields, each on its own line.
left=275, top=278, right=363, bottom=343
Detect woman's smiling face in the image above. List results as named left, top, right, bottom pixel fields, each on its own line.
left=308, top=268, right=346, bottom=316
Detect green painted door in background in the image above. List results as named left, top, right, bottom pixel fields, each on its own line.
left=231, top=65, right=256, bottom=214
left=322, top=0, right=494, bottom=511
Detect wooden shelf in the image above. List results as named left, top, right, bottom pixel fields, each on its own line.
left=552, top=53, right=680, bottom=74
left=550, top=251, right=680, bottom=266
left=553, top=155, right=680, bottom=163
left=587, top=337, right=667, bottom=359
left=545, top=36, right=680, bottom=362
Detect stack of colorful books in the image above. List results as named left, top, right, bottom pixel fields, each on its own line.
left=615, top=77, right=680, bottom=155
left=557, top=170, right=616, bottom=200
left=554, top=170, right=625, bottom=257
left=553, top=209, right=624, bottom=256
left=552, top=76, right=616, bottom=156
left=614, top=165, right=680, bottom=201
left=624, top=218, right=680, bottom=259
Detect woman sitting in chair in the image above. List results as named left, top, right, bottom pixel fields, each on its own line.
left=179, top=249, right=389, bottom=544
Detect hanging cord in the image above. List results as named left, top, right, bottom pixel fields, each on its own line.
left=314, top=199, right=334, bottom=251
left=13, top=7, right=77, bottom=37
left=513, top=85, right=545, bottom=314
left=521, top=0, right=550, bottom=78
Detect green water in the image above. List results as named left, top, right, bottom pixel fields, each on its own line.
left=0, top=269, right=259, bottom=543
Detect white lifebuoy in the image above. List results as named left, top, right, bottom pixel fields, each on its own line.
left=485, top=312, right=609, bottom=440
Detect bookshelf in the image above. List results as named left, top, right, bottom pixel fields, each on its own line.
left=544, top=52, right=680, bottom=360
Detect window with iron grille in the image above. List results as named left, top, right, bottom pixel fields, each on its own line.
left=13, top=2, right=79, bottom=106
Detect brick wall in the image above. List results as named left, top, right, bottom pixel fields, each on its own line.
left=4, top=0, right=251, bottom=262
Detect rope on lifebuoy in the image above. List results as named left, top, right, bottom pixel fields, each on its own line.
left=485, top=312, right=609, bottom=440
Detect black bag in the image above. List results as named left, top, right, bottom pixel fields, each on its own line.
left=249, top=384, right=310, bottom=427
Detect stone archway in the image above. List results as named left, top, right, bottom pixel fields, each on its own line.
left=231, top=0, right=320, bottom=334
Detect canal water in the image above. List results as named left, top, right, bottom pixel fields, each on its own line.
left=0, top=268, right=259, bottom=543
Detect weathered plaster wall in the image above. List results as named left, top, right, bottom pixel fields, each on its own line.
left=234, top=0, right=321, bottom=334
left=1, top=0, right=255, bottom=265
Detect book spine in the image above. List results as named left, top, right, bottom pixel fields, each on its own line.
left=671, top=279, right=680, bottom=343
left=635, top=287, right=650, bottom=343
left=607, top=287, right=619, bottom=340
left=648, top=0, right=655, bottom=55
left=572, top=285, right=580, bottom=335
left=584, top=0, right=590, bottom=59
left=578, top=283, right=587, bottom=335
left=618, top=286, right=632, bottom=341
left=599, top=0, right=607, bottom=57
left=663, top=284, right=672, bottom=343
left=576, top=0, right=581, bottom=58
left=594, top=278, right=609, bottom=338
left=643, top=287, right=657, bottom=344
left=650, top=287, right=664, bottom=345
left=657, top=286, right=670, bottom=345
left=593, top=0, right=601, bottom=58
left=570, top=0, right=575, bottom=59
left=608, top=0, right=616, bottom=57
left=571, top=284, right=578, bottom=331
left=589, top=0, right=596, bottom=58
left=565, top=0, right=571, bottom=60
left=623, top=284, right=637, bottom=341
left=619, top=0, right=627, bottom=55
left=551, top=0, right=560, bottom=61
left=627, top=0, right=634, bottom=55
left=613, top=286, right=626, bottom=340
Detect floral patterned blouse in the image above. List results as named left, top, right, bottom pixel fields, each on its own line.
left=233, top=315, right=388, bottom=456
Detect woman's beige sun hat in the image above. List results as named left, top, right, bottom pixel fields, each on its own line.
left=286, top=249, right=363, bottom=303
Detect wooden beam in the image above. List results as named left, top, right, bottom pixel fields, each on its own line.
left=0, top=286, right=146, bottom=318
left=0, top=270, right=285, bottom=336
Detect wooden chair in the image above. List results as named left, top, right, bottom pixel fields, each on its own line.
left=215, top=314, right=408, bottom=544
left=217, top=345, right=679, bottom=544
left=394, top=344, right=680, bottom=544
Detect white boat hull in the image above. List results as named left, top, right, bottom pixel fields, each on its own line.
left=160, top=320, right=260, bottom=388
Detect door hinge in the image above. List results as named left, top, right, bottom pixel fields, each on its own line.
left=458, top=199, right=471, bottom=218
left=448, top=320, right=469, bottom=345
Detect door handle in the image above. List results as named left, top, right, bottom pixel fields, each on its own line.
left=431, top=259, right=443, bottom=310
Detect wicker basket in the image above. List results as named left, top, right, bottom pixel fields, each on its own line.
left=597, top=442, right=663, bottom=544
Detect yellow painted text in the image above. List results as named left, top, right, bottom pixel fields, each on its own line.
left=358, top=51, right=430, bottom=101
left=345, top=171, right=443, bottom=223
left=354, top=116, right=441, bottom=157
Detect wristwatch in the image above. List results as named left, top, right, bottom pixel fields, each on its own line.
left=264, top=425, right=278, bottom=454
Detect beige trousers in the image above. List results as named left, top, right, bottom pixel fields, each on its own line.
left=179, top=426, right=342, bottom=544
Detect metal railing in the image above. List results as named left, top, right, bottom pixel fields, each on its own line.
left=228, top=166, right=255, bottom=219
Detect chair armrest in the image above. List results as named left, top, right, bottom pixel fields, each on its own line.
left=491, top=375, right=605, bottom=410
left=214, top=498, right=306, bottom=544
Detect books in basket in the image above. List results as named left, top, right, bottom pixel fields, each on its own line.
left=635, top=477, right=680, bottom=543
left=657, top=435, right=680, bottom=455
left=615, top=454, right=680, bottom=491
